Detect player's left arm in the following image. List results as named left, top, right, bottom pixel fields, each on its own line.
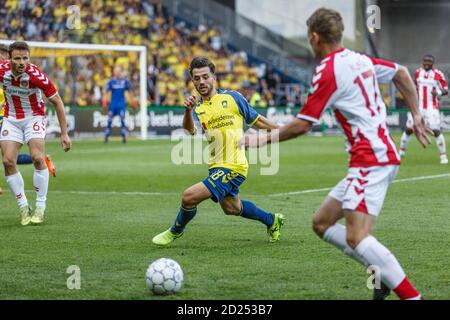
left=435, top=70, right=448, bottom=96
left=230, top=91, right=279, bottom=131
left=48, top=93, right=72, bottom=152
left=368, top=56, right=431, bottom=146
left=252, top=115, right=279, bottom=130
left=125, top=79, right=132, bottom=106
left=393, top=65, right=432, bottom=147
left=32, top=67, right=72, bottom=151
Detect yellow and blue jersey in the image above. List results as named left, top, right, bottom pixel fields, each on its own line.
left=193, top=89, right=260, bottom=177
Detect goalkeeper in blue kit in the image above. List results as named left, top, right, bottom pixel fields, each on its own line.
left=103, top=65, right=131, bottom=144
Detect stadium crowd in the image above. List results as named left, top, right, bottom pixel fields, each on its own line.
left=0, top=0, right=305, bottom=107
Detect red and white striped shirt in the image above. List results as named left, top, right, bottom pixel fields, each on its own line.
left=0, top=60, right=57, bottom=119
left=298, top=48, right=400, bottom=168
left=415, top=67, right=448, bottom=110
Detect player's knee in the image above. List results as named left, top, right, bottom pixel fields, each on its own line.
left=181, top=190, right=197, bottom=208
left=405, top=128, right=413, bottom=135
left=222, top=205, right=240, bottom=216
left=312, top=216, right=328, bottom=238
left=2, top=156, right=16, bottom=170
left=30, top=153, right=45, bottom=166
left=433, top=130, right=441, bottom=137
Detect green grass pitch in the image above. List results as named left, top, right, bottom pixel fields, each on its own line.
left=0, top=133, right=448, bottom=299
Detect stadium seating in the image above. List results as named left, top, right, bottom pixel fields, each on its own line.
left=0, top=0, right=304, bottom=107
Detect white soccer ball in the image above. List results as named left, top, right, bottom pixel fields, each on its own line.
left=145, top=258, right=184, bottom=295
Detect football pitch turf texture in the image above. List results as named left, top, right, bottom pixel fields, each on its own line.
left=0, top=133, right=448, bottom=299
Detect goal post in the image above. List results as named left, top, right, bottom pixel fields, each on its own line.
left=0, top=40, right=148, bottom=140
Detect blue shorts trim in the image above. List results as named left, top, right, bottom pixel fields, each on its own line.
left=202, top=168, right=246, bottom=203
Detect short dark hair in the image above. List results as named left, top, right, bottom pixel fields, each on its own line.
left=189, top=57, right=215, bottom=76
left=423, top=54, right=435, bottom=62
left=306, top=8, right=344, bottom=44
left=0, top=44, right=8, bottom=53
left=9, top=41, right=30, bottom=57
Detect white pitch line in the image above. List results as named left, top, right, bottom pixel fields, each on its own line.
left=269, top=187, right=332, bottom=197
left=72, top=146, right=154, bottom=154
left=25, top=173, right=449, bottom=198
left=269, top=173, right=450, bottom=197
left=391, top=173, right=450, bottom=184
left=26, top=190, right=179, bottom=196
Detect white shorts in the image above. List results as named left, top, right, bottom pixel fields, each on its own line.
left=406, top=110, right=441, bottom=131
left=328, top=165, right=399, bottom=217
left=0, top=116, right=46, bottom=144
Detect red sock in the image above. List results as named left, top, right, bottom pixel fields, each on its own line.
left=394, top=277, right=420, bottom=300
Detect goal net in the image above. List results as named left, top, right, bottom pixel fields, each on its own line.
left=0, top=40, right=148, bottom=140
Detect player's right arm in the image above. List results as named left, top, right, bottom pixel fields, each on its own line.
left=102, top=80, right=112, bottom=109
left=183, top=95, right=197, bottom=135
left=393, top=65, right=432, bottom=147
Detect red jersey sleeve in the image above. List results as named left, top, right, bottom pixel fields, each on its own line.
left=0, top=61, right=10, bottom=84
left=435, top=69, right=448, bottom=91
left=27, top=64, right=58, bottom=98
left=367, top=56, right=398, bottom=83
left=297, top=57, right=338, bottom=124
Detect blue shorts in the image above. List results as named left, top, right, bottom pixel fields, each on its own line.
left=109, top=108, right=126, bottom=118
left=202, top=168, right=246, bottom=203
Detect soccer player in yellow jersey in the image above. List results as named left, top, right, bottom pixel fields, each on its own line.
left=153, top=57, right=284, bottom=245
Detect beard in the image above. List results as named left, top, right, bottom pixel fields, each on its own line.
left=13, top=63, right=26, bottom=74
left=197, top=84, right=212, bottom=97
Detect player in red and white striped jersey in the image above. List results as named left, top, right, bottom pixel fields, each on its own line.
left=0, top=41, right=72, bottom=226
left=242, top=8, right=432, bottom=300
left=400, top=54, right=448, bottom=164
